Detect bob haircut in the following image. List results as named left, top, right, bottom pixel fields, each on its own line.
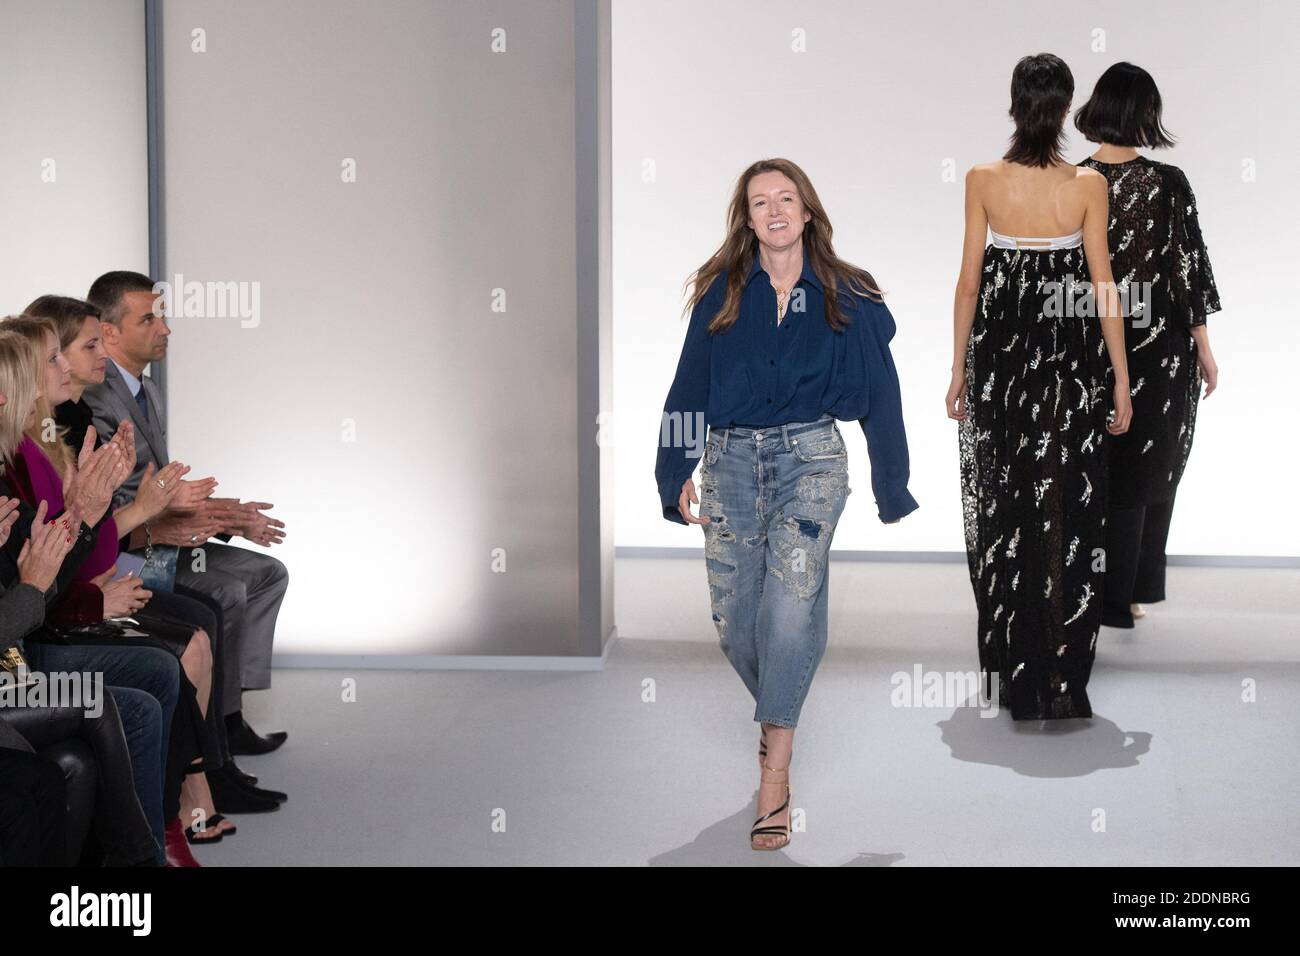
left=1074, top=61, right=1176, bottom=148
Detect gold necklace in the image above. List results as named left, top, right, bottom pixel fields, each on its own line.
left=773, top=281, right=794, bottom=322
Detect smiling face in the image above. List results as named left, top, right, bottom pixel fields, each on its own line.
left=746, top=170, right=812, bottom=256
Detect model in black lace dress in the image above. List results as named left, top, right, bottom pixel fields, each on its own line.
left=949, top=54, right=1132, bottom=721
left=957, top=233, right=1115, bottom=720
left=1075, top=63, right=1222, bottom=628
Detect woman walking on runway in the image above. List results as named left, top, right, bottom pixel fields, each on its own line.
left=655, top=158, right=919, bottom=848
left=1075, top=62, right=1223, bottom=628
left=948, top=54, right=1132, bottom=720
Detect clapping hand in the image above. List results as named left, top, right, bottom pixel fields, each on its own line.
left=236, top=501, right=285, bottom=547
left=109, top=420, right=137, bottom=478
left=17, top=501, right=78, bottom=593
left=133, top=460, right=191, bottom=521
left=0, top=496, right=19, bottom=549
left=168, top=475, right=218, bottom=514
left=61, top=427, right=129, bottom=527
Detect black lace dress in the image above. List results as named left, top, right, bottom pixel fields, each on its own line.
left=1076, top=156, right=1221, bottom=508
left=959, top=240, right=1111, bottom=720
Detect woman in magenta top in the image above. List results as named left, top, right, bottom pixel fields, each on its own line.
left=12, top=433, right=120, bottom=583
left=0, top=314, right=238, bottom=845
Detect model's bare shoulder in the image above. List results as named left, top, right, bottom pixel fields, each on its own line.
left=1074, top=164, right=1107, bottom=188
left=966, top=161, right=1001, bottom=182
left=965, top=162, right=999, bottom=201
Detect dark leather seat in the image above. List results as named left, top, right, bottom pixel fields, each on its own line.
left=0, top=708, right=98, bottom=866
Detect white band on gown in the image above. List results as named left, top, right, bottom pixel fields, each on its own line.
left=988, top=227, right=1084, bottom=250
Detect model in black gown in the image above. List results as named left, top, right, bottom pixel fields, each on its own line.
left=959, top=234, right=1111, bottom=720
left=1077, top=156, right=1221, bottom=625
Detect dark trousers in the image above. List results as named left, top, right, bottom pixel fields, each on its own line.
left=136, top=589, right=229, bottom=767
left=175, top=542, right=288, bottom=715
left=1102, top=489, right=1177, bottom=628
left=0, top=747, right=66, bottom=866
left=23, top=642, right=178, bottom=864
left=3, top=697, right=159, bottom=865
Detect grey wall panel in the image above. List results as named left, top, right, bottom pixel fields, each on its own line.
left=159, top=0, right=603, bottom=656
left=0, top=0, right=148, bottom=313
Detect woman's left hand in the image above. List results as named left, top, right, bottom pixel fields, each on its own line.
left=0, top=496, right=20, bottom=548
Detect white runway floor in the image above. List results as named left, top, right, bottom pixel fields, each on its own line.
left=202, top=558, right=1299, bottom=866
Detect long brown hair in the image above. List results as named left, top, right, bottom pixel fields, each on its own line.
left=681, top=158, right=883, bottom=335
left=24, top=294, right=101, bottom=348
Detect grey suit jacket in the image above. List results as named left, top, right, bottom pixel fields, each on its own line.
left=81, top=359, right=168, bottom=510
left=0, top=580, right=41, bottom=753
left=0, top=579, right=45, bottom=653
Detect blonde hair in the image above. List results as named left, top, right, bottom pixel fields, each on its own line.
left=0, top=315, right=75, bottom=475
left=0, top=330, right=38, bottom=467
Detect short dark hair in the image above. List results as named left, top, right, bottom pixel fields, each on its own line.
left=23, top=294, right=101, bottom=349
left=1074, top=61, right=1176, bottom=149
left=1003, top=53, right=1075, bottom=168
left=86, top=270, right=156, bottom=327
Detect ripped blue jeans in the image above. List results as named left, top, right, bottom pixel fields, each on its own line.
left=696, top=413, right=851, bottom=729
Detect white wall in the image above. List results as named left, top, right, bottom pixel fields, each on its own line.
left=616, top=0, right=1299, bottom=557
left=0, top=0, right=148, bottom=313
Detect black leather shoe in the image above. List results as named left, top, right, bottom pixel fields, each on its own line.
left=227, top=717, right=288, bottom=755
left=237, top=778, right=287, bottom=804
left=220, top=762, right=286, bottom=802
left=208, top=766, right=280, bottom=813
left=225, top=759, right=258, bottom=787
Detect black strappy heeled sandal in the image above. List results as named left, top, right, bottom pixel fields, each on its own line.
left=183, top=763, right=237, bottom=844
left=750, top=762, right=791, bottom=851
left=185, top=809, right=238, bottom=844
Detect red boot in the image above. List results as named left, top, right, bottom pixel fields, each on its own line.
left=164, top=818, right=201, bottom=867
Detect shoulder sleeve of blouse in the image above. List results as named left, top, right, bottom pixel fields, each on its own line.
left=1164, top=165, right=1222, bottom=328
left=853, top=295, right=919, bottom=523
left=654, top=277, right=720, bottom=524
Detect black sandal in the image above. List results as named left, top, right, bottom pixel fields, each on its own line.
left=185, top=812, right=236, bottom=844
left=750, top=763, right=792, bottom=851
left=185, top=817, right=224, bottom=844
left=183, top=762, right=237, bottom=842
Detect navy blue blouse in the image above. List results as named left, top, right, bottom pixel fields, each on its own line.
left=655, top=249, right=920, bottom=525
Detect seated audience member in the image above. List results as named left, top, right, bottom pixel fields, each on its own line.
left=0, top=724, right=67, bottom=866
left=0, top=327, right=194, bottom=864
left=2, top=554, right=159, bottom=865
left=24, top=296, right=286, bottom=816
left=84, top=273, right=290, bottom=757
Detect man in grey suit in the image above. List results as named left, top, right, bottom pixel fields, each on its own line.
left=83, top=271, right=290, bottom=755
